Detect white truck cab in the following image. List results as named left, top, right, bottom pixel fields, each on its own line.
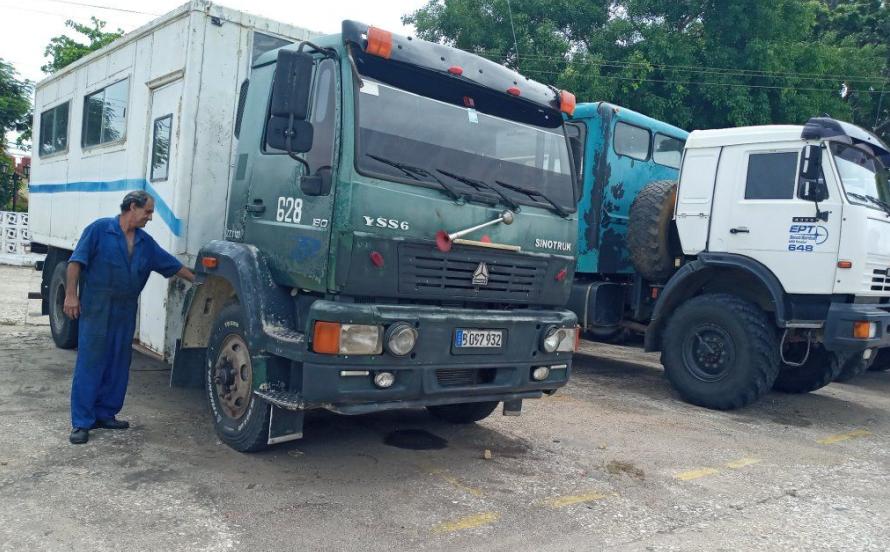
left=643, top=117, right=890, bottom=408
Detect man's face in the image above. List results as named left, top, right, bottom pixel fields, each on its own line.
left=130, top=198, right=155, bottom=228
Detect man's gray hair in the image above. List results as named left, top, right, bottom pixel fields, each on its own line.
left=120, top=190, right=153, bottom=213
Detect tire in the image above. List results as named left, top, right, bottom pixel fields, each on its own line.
left=834, top=351, right=873, bottom=382
left=627, top=180, right=678, bottom=282
left=868, top=348, right=890, bottom=372
left=772, top=344, right=842, bottom=393
left=206, top=303, right=270, bottom=452
left=48, top=261, right=78, bottom=349
left=427, top=401, right=499, bottom=424
left=583, top=325, right=629, bottom=344
left=661, top=293, right=779, bottom=410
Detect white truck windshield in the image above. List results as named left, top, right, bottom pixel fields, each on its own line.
left=356, top=78, right=575, bottom=212
left=831, top=142, right=890, bottom=210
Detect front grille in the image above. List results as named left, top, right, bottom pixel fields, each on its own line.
left=399, top=244, right=548, bottom=302
left=436, top=368, right=497, bottom=387
left=870, top=268, right=890, bottom=291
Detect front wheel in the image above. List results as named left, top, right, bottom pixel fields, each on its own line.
left=773, top=344, right=842, bottom=393
left=868, top=348, right=890, bottom=372
left=48, top=261, right=78, bottom=349
left=427, top=401, right=499, bottom=424
left=661, top=293, right=779, bottom=410
left=834, top=351, right=873, bottom=383
left=206, top=303, right=270, bottom=452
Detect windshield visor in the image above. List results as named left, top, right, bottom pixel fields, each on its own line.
left=831, top=142, right=890, bottom=210
left=356, top=79, right=575, bottom=211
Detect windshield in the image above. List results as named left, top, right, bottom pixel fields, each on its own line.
left=355, top=79, right=575, bottom=211
left=831, top=142, right=890, bottom=209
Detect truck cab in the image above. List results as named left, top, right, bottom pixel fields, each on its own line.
left=176, top=23, right=581, bottom=450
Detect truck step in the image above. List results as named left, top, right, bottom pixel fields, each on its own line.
left=254, top=389, right=305, bottom=410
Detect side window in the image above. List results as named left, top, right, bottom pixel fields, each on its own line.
left=744, top=152, right=798, bottom=200
left=39, top=101, right=70, bottom=156
left=306, top=58, right=337, bottom=173
left=564, top=122, right=586, bottom=197
left=82, top=78, right=129, bottom=147
left=252, top=32, right=292, bottom=65
left=653, top=133, right=685, bottom=169
left=150, top=114, right=172, bottom=181
left=614, top=122, right=651, bottom=161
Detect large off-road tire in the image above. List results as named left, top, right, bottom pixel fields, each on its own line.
left=868, top=348, right=890, bottom=372
left=48, top=261, right=78, bottom=349
left=206, top=303, right=270, bottom=452
left=834, top=351, right=873, bottom=382
left=773, top=344, right=842, bottom=393
left=427, top=401, right=499, bottom=424
left=661, top=293, right=779, bottom=410
left=627, top=179, right=678, bottom=282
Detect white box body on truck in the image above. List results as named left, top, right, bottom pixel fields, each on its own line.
left=29, top=1, right=317, bottom=360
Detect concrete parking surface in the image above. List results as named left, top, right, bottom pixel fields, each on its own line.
left=1, top=264, right=888, bottom=551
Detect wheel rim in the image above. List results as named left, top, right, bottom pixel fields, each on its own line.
left=212, top=334, right=253, bottom=420
left=681, top=323, right=736, bottom=382
left=50, top=281, right=66, bottom=334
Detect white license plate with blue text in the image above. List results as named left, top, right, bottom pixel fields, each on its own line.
left=454, top=329, right=503, bottom=348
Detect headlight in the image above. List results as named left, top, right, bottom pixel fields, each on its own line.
left=542, top=326, right=574, bottom=353
left=386, top=322, right=418, bottom=356
left=313, top=321, right=383, bottom=355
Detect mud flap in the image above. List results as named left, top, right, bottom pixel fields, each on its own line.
left=268, top=405, right=304, bottom=445
left=503, top=399, right=522, bottom=416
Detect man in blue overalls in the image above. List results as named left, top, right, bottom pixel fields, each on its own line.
left=63, top=190, right=195, bottom=444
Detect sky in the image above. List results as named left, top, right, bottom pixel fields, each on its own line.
left=0, top=0, right=431, bottom=149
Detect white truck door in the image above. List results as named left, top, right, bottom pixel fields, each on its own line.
left=675, top=148, right=720, bottom=254
left=139, top=79, right=183, bottom=356
left=709, top=144, right=842, bottom=295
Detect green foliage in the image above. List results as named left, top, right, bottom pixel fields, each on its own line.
left=42, top=17, right=123, bottom=74
left=0, top=59, right=32, bottom=154
left=405, top=0, right=889, bottom=138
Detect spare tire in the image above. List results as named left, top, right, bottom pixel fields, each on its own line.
left=627, top=180, right=679, bottom=282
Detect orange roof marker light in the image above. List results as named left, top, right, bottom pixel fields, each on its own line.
left=559, top=90, right=576, bottom=116
left=507, top=86, right=521, bottom=97
left=366, top=26, right=393, bottom=59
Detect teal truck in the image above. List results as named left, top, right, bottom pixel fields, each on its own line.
left=171, top=22, right=580, bottom=450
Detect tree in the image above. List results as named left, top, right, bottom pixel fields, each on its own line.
left=0, top=59, right=31, bottom=153
left=42, top=17, right=123, bottom=74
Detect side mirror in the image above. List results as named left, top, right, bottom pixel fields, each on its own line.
left=798, top=145, right=828, bottom=202
left=301, top=167, right=332, bottom=196
left=799, top=179, right=828, bottom=203
left=266, top=49, right=315, bottom=153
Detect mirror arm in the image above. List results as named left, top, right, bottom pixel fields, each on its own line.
left=346, top=44, right=363, bottom=89
left=284, top=114, right=311, bottom=175
left=297, top=41, right=338, bottom=59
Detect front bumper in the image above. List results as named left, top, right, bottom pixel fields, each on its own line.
left=822, top=302, right=890, bottom=352
left=291, top=301, right=576, bottom=412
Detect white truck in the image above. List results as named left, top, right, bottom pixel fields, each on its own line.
left=29, top=1, right=317, bottom=360
left=572, top=116, right=890, bottom=409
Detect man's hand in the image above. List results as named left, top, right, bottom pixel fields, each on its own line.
left=176, top=266, right=197, bottom=283
left=64, top=294, right=81, bottom=320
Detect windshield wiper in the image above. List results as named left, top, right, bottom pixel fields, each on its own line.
left=847, top=191, right=890, bottom=217
left=495, top=179, right=570, bottom=218
left=366, top=154, right=464, bottom=202
left=436, top=168, right=520, bottom=212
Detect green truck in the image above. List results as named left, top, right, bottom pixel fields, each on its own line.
left=171, top=22, right=580, bottom=450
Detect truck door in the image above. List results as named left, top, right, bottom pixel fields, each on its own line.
left=244, top=57, right=338, bottom=290
left=140, top=78, right=183, bottom=354
left=708, top=144, right=842, bottom=294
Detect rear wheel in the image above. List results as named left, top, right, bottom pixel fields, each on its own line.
left=427, top=401, right=499, bottom=424
left=206, top=303, right=270, bottom=452
left=773, top=344, right=842, bottom=393
left=48, top=261, right=78, bottom=349
left=661, top=293, right=779, bottom=410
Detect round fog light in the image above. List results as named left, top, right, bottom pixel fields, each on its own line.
left=532, top=366, right=550, bottom=381
left=386, top=323, right=418, bottom=357
left=374, top=371, right=396, bottom=388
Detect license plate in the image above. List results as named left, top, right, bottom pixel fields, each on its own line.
left=454, top=329, right=503, bottom=348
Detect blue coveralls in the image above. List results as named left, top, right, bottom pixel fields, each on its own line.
left=69, top=216, right=182, bottom=429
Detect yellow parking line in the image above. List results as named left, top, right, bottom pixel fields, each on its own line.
left=817, top=429, right=872, bottom=445
left=725, top=457, right=761, bottom=470
left=432, top=512, right=499, bottom=533
left=542, top=491, right=609, bottom=508
left=674, top=467, right=719, bottom=481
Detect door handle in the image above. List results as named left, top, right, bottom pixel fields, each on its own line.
left=730, top=227, right=750, bottom=234
left=246, top=200, right=265, bottom=214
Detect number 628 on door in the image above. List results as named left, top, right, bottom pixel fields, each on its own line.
left=276, top=197, right=303, bottom=224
